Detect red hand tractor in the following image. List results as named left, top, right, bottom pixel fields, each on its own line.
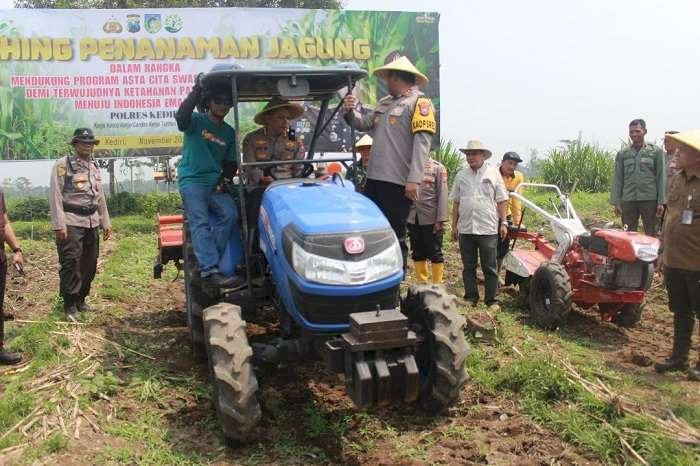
left=503, top=183, right=660, bottom=329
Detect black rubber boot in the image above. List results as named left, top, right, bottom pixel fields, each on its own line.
left=655, top=314, right=693, bottom=373
left=688, top=361, right=700, bottom=382
left=63, top=296, right=78, bottom=322
left=0, top=347, right=22, bottom=365
left=77, top=299, right=94, bottom=313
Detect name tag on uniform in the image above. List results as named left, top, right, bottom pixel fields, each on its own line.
left=682, top=193, right=694, bottom=225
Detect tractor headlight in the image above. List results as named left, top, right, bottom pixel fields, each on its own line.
left=292, top=241, right=402, bottom=285
left=631, top=242, right=658, bottom=262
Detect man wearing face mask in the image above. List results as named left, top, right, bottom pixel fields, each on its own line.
left=176, top=77, right=241, bottom=288
left=342, top=56, right=437, bottom=269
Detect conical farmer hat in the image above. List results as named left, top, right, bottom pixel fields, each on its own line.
left=373, top=56, right=429, bottom=86
left=355, top=134, right=373, bottom=148
left=254, top=97, right=304, bottom=125
left=668, top=130, right=700, bottom=153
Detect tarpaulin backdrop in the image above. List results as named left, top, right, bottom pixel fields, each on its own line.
left=0, top=8, right=439, bottom=160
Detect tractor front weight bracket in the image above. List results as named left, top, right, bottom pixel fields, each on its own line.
left=323, top=309, right=419, bottom=407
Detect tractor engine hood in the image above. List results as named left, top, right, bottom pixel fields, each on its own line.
left=263, top=180, right=390, bottom=234
left=260, top=180, right=403, bottom=286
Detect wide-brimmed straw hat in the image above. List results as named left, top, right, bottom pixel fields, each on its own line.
left=71, top=128, right=100, bottom=145
left=254, top=97, right=304, bottom=125
left=459, top=140, right=492, bottom=159
left=355, top=134, right=373, bottom=148
left=373, top=56, right=429, bottom=86
left=668, top=130, right=700, bottom=153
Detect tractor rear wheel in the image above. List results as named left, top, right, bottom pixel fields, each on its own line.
left=529, top=262, right=572, bottom=329
left=401, top=284, right=470, bottom=412
left=183, top=229, right=214, bottom=362
left=605, top=303, right=644, bottom=328
left=203, top=303, right=261, bottom=443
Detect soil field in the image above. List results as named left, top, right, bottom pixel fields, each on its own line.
left=0, top=220, right=698, bottom=465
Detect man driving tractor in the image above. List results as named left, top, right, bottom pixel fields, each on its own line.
left=175, top=76, right=242, bottom=288
left=242, top=97, right=306, bottom=186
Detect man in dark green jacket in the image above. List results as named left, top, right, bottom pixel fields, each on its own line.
left=611, top=119, right=666, bottom=236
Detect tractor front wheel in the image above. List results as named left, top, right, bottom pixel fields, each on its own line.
left=529, top=262, right=572, bottom=329
left=401, top=284, right=470, bottom=413
left=203, top=303, right=261, bottom=443
left=601, top=303, right=644, bottom=329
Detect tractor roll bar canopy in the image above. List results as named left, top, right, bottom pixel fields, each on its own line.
left=201, top=63, right=368, bottom=102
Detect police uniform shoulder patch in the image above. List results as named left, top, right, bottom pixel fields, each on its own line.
left=56, top=164, right=67, bottom=177
left=411, top=97, right=436, bottom=135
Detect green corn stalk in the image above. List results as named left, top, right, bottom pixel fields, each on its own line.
left=540, top=140, right=614, bottom=193
left=431, top=139, right=464, bottom=190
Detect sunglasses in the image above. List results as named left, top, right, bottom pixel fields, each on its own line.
left=76, top=140, right=96, bottom=146
left=212, top=96, right=233, bottom=106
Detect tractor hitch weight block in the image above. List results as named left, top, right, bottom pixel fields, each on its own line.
left=320, top=309, right=419, bottom=407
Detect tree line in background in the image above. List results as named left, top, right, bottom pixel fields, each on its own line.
left=6, top=191, right=182, bottom=221
left=2, top=136, right=615, bottom=221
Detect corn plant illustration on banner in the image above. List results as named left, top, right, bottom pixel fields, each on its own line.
left=0, top=8, right=439, bottom=160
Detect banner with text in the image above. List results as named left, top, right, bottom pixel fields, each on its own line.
left=0, top=8, right=439, bottom=160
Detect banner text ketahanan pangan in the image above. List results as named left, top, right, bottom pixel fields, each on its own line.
left=0, top=36, right=371, bottom=61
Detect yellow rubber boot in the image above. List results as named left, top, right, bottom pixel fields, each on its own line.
left=431, top=262, right=444, bottom=285
left=414, top=260, right=429, bottom=284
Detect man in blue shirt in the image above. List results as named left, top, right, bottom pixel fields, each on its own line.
left=176, top=77, right=241, bottom=288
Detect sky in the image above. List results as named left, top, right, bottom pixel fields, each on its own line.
left=1, top=0, right=699, bottom=184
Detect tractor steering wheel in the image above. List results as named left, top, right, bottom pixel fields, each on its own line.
left=300, top=162, right=315, bottom=179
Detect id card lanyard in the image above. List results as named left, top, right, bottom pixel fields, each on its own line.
left=682, top=189, right=695, bottom=225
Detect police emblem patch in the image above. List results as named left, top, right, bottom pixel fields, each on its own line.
left=419, top=100, right=430, bottom=117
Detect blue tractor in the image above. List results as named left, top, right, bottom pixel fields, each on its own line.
left=158, top=64, right=469, bottom=442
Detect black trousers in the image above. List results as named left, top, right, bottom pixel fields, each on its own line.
left=665, top=267, right=700, bottom=320
left=459, top=234, right=499, bottom=305
left=621, top=200, right=657, bottom=237
left=56, top=226, right=99, bottom=307
left=407, top=222, right=444, bottom=263
left=497, top=216, right=514, bottom=261
left=364, top=179, right=412, bottom=269
left=0, top=260, right=6, bottom=346
left=664, top=267, right=700, bottom=359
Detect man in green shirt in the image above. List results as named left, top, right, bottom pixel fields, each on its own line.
left=176, top=77, right=241, bottom=288
left=611, top=119, right=666, bottom=236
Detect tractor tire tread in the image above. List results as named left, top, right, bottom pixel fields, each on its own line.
left=403, top=284, right=470, bottom=413
left=611, top=303, right=644, bottom=328
left=203, top=303, right=261, bottom=443
left=529, top=262, right=572, bottom=329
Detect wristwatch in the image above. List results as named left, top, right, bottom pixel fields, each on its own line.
left=500, top=220, right=508, bottom=226
left=12, top=247, right=22, bottom=254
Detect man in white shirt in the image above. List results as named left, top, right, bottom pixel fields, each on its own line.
left=450, top=140, right=509, bottom=311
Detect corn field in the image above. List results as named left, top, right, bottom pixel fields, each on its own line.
left=540, top=140, right=614, bottom=193
left=431, top=139, right=464, bottom=189
left=0, top=19, right=80, bottom=160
